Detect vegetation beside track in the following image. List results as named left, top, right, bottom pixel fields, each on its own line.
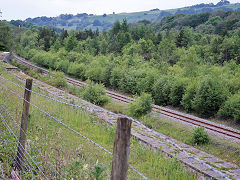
left=6, top=61, right=240, bottom=167
left=0, top=63, right=196, bottom=179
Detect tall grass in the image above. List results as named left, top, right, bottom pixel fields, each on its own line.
left=0, top=66, right=196, bottom=179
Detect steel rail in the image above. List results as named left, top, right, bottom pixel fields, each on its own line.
left=12, top=54, right=240, bottom=141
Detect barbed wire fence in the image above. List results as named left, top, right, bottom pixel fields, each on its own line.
left=0, top=102, right=64, bottom=179
left=0, top=75, right=149, bottom=180
left=0, top=105, right=49, bottom=179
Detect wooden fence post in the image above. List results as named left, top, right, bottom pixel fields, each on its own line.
left=111, top=116, right=132, bottom=180
left=16, top=78, right=33, bottom=170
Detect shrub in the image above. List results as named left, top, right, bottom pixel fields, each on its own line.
left=192, top=76, right=228, bottom=117
left=85, top=61, right=103, bottom=83
left=181, top=81, right=198, bottom=112
left=136, top=67, right=157, bottom=94
left=191, top=127, right=210, bottom=145
left=119, top=70, right=139, bottom=94
left=67, top=62, right=86, bottom=80
left=110, top=67, right=123, bottom=89
left=169, top=78, right=187, bottom=106
left=101, top=63, right=114, bottom=87
left=28, top=70, right=41, bottom=79
left=51, top=71, right=68, bottom=88
left=55, top=60, right=70, bottom=73
left=218, top=92, right=240, bottom=122
left=81, top=80, right=109, bottom=106
left=129, top=93, right=153, bottom=118
left=152, top=76, right=172, bottom=106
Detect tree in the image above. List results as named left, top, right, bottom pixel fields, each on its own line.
left=37, top=28, right=56, bottom=51
left=179, top=47, right=200, bottom=77
left=176, top=27, right=193, bottom=48
left=64, top=32, right=78, bottom=51
left=192, top=76, right=228, bottom=117
left=121, top=18, right=129, bottom=32
left=52, top=39, right=61, bottom=52
left=156, top=37, right=177, bottom=64
left=59, top=29, right=68, bottom=44
left=169, top=78, right=187, bottom=106
left=152, top=76, right=172, bottom=106
left=112, top=20, right=121, bottom=35
left=181, top=81, right=198, bottom=112
left=0, top=21, right=11, bottom=51
left=156, top=32, right=162, bottom=44
left=218, top=92, right=240, bottom=122
left=19, top=30, right=38, bottom=49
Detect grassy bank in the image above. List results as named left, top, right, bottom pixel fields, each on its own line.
left=8, top=61, right=240, bottom=167
left=104, top=100, right=240, bottom=166
left=0, top=64, right=196, bottom=179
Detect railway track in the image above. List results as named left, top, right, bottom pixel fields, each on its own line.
left=11, top=54, right=240, bottom=141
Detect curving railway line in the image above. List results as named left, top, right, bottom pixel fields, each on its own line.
left=10, top=53, right=240, bottom=141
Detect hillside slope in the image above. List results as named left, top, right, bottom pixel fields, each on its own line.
left=25, top=0, right=240, bottom=31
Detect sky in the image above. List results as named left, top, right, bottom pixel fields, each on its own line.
left=0, top=0, right=240, bottom=21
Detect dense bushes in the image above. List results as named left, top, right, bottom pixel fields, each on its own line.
left=80, top=80, right=109, bottom=106
left=192, top=76, right=228, bottom=117
left=67, top=62, right=86, bottom=80
left=169, top=78, right=187, bottom=106
left=181, top=82, right=198, bottom=112
left=218, top=92, right=240, bottom=122
left=51, top=71, right=68, bottom=88
left=152, top=76, right=172, bottom=106
left=12, top=16, right=240, bottom=122
left=129, top=93, right=153, bottom=118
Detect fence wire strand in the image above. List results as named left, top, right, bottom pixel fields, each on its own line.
left=0, top=112, right=44, bottom=178
left=0, top=75, right=149, bottom=180
left=0, top=103, right=63, bottom=179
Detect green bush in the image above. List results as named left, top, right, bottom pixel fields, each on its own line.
left=218, top=92, right=240, bottom=122
left=85, top=61, right=104, bottom=83
left=129, top=93, right=153, bottom=118
left=152, top=76, right=172, bottom=106
left=191, top=127, right=210, bottom=145
left=28, top=70, right=41, bottom=79
left=192, top=76, right=228, bottom=117
left=169, top=78, right=187, bottom=106
left=51, top=71, right=68, bottom=88
left=136, top=67, right=157, bottom=94
left=67, top=62, right=86, bottom=80
left=110, top=67, right=123, bottom=89
left=81, top=80, right=109, bottom=106
left=101, top=63, right=114, bottom=87
left=181, top=81, right=198, bottom=112
left=119, top=70, right=139, bottom=94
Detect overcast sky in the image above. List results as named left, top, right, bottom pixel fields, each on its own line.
left=1, top=0, right=240, bottom=21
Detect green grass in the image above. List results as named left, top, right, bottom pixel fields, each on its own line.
left=103, top=100, right=129, bottom=114
left=8, top=62, right=240, bottom=167
left=104, top=100, right=240, bottom=167
left=11, top=63, right=240, bottom=168
left=0, top=65, right=196, bottom=179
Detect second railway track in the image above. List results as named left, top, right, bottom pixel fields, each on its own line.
left=11, top=54, right=240, bottom=142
